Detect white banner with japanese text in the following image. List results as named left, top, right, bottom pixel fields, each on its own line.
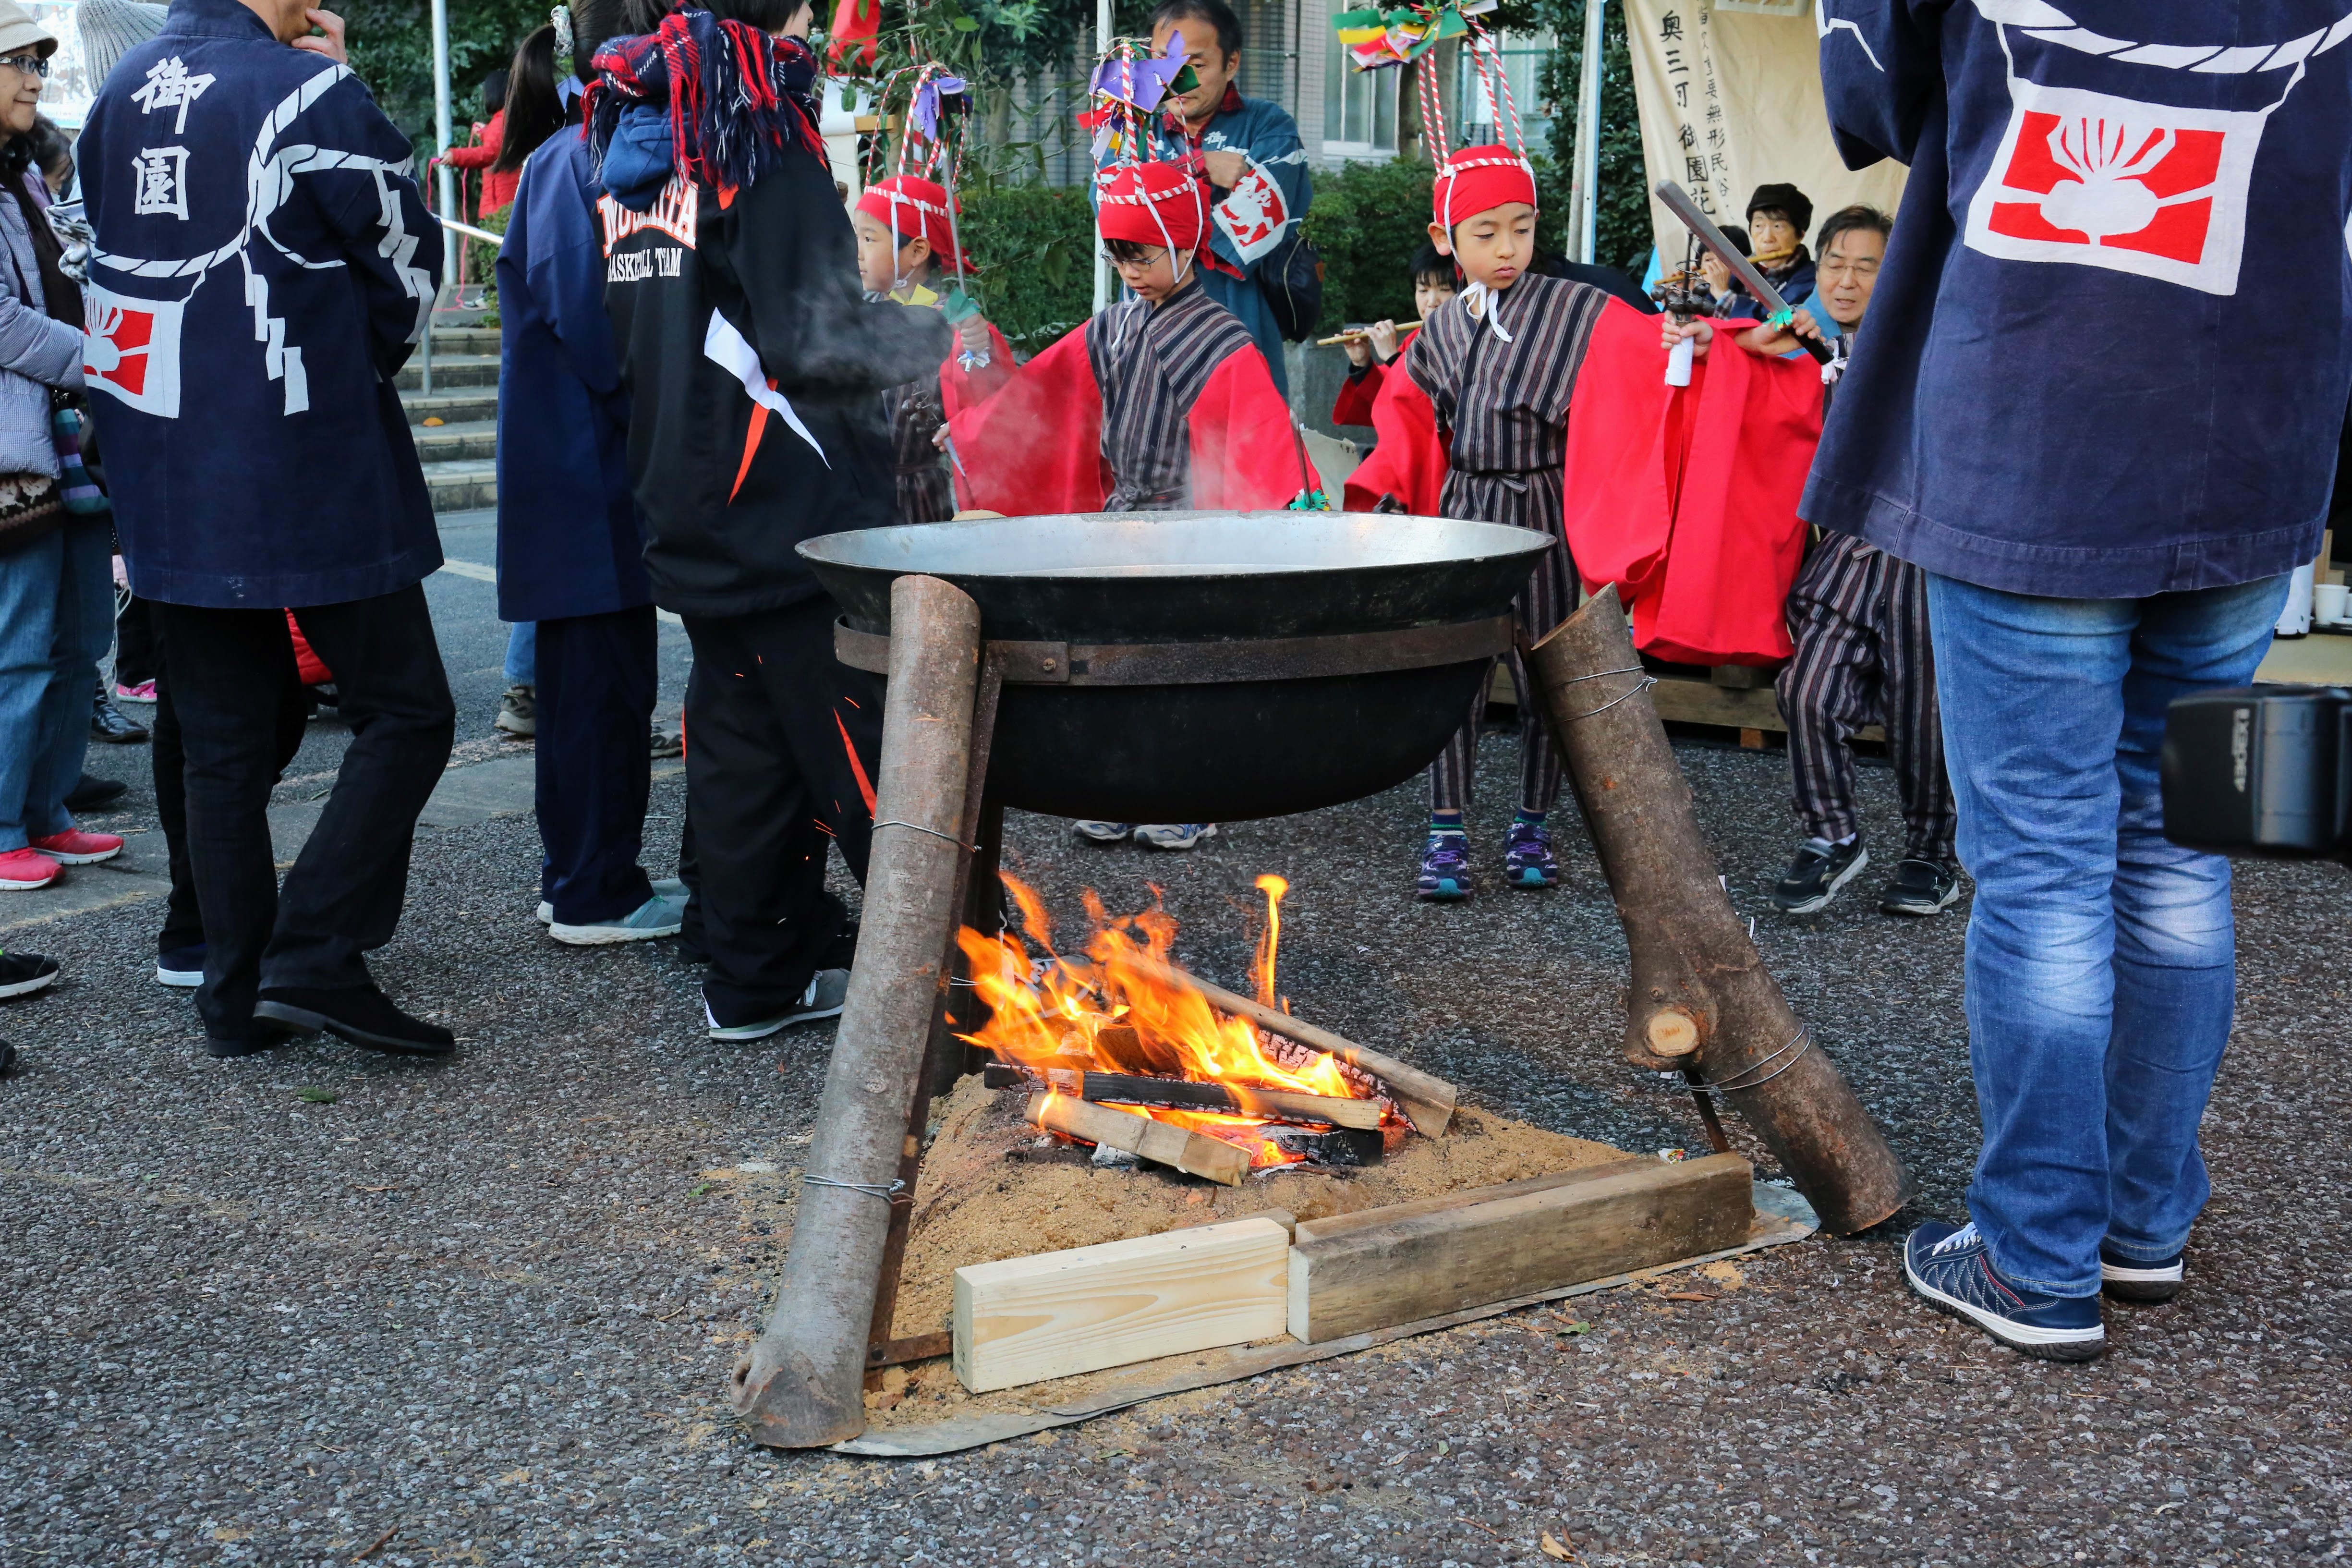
left=1622, top=0, right=1908, bottom=276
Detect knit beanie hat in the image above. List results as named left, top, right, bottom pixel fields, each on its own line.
left=0, top=0, right=57, bottom=63
left=1745, top=182, right=1813, bottom=241
left=1431, top=144, right=1537, bottom=233
left=75, top=0, right=162, bottom=84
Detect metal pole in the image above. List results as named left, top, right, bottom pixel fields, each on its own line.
left=1092, top=0, right=1111, bottom=314
left=1571, top=0, right=1604, bottom=264
left=426, top=0, right=455, bottom=390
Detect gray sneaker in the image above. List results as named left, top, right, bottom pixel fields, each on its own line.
left=1072, top=820, right=1132, bottom=844
left=550, top=894, right=684, bottom=947
left=706, top=968, right=850, bottom=1041
left=495, top=684, right=536, bottom=737
left=1132, top=823, right=1217, bottom=851
left=539, top=876, right=685, bottom=925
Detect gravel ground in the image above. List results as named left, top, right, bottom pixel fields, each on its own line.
left=5, top=646, right=2347, bottom=1564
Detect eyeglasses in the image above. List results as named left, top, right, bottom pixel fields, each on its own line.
left=1100, top=246, right=1169, bottom=269
left=0, top=54, right=48, bottom=80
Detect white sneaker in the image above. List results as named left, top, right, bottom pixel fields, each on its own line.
left=550, top=895, right=685, bottom=947
left=1072, top=821, right=1133, bottom=843
left=705, top=968, right=850, bottom=1041
left=1133, top=823, right=1217, bottom=851
left=539, top=876, right=688, bottom=926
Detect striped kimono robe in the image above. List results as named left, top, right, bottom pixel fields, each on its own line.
left=1406, top=274, right=1607, bottom=815
left=941, top=279, right=1309, bottom=516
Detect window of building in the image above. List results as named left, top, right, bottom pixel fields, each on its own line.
left=1323, top=31, right=1398, bottom=158
left=1453, top=31, right=1555, bottom=152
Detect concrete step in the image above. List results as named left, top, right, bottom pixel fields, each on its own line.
left=430, top=326, right=501, bottom=354
left=394, top=352, right=499, bottom=392
left=403, top=387, right=499, bottom=427
left=423, top=457, right=497, bottom=513
left=412, top=418, right=497, bottom=463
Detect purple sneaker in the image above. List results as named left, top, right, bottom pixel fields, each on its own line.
left=1417, top=832, right=1472, bottom=900
left=1503, top=818, right=1557, bottom=888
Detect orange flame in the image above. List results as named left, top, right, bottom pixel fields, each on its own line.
left=956, top=870, right=1372, bottom=1167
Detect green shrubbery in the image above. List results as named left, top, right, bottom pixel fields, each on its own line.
left=955, top=183, right=1095, bottom=356
left=1304, top=156, right=1577, bottom=330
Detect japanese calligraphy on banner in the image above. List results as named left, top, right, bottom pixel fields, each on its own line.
left=1622, top=0, right=1906, bottom=272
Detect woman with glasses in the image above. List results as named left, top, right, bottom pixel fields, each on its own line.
left=0, top=4, right=125, bottom=897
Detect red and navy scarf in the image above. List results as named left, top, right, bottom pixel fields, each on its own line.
left=585, top=9, right=823, bottom=198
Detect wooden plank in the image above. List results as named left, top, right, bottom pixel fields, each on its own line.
left=984, top=1061, right=1381, bottom=1130
left=1026, top=1090, right=1252, bottom=1187
left=1114, top=952, right=1459, bottom=1136
left=1285, top=1154, right=1754, bottom=1343
left=953, top=1217, right=1291, bottom=1392
left=1648, top=671, right=1886, bottom=742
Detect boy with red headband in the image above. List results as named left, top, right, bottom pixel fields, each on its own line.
left=944, top=157, right=1309, bottom=853
left=941, top=158, right=1305, bottom=518
left=1394, top=144, right=1608, bottom=902
left=852, top=173, right=1009, bottom=523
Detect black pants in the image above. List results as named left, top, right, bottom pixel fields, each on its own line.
left=158, top=585, right=455, bottom=1038
left=116, top=592, right=159, bottom=690
left=535, top=605, right=658, bottom=925
left=680, top=595, right=881, bottom=1028
left=149, top=604, right=308, bottom=957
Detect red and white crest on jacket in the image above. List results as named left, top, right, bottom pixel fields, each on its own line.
left=82, top=285, right=184, bottom=419
left=1212, top=161, right=1290, bottom=263
left=1964, top=79, right=2270, bottom=295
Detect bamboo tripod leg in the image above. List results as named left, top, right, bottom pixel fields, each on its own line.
left=731, top=576, right=984, bottom=1448
left=1525, top=584, right=1911, bottom=1236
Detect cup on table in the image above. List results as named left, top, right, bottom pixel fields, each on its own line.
left=2316, top=583, right=2350, bottom=627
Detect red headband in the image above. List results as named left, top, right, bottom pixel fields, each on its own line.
left=857, top=175, right=968, bottom=276
left=1095, top=159, right=1210, bottom=257
left=1432, top=144, right=1538, bottom=231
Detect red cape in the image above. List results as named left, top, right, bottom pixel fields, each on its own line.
left=1330, top=327, right=1418, bottom=427
left=941, top=318, right=1309, bottom=514
left=1561, top=302, right=1821, bottom=666
left=1339, top=348, right=1447, bottom=516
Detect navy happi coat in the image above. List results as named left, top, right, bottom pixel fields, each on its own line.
left=1804, top=1, right=2352, bottom=597
left=77, top=0, right=443, bottom=608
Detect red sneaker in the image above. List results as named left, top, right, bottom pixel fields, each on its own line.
left=0, top=847, right=61, bottom=889
left=29, top=829, right=123, bottom=866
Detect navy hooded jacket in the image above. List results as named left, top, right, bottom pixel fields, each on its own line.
left=493, top=125, right=651, bottom=623
left=1804, top=1, right=2352, bottom=598
left=77, top=0, right=444, bottom=608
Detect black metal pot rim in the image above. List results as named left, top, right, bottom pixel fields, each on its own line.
left=796, top=511, right=1554, bottom=582
left=833, top=613, right=1516, bottom=687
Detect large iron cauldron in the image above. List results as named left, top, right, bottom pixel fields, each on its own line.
left=798, top=511, right=1553, bottom=823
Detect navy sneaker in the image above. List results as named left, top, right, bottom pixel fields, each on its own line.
left=1905, top=1220, right=2105, bottom=1361
left=2100, top=1244, right=2184, bottom=1304
left=157, top=945, right=206, bottom=988
left=1772, top=837, right=1869, bottom=914
left=1417, top=831, right=1472, bottom=900
left=1503, top=818, right=1557, bottom=889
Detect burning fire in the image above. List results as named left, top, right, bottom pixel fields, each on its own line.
left=956, top=871, right=1381, bottom=1167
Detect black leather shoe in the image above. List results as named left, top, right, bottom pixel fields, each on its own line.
left=253, top=986, right=456, bottom=1057
left=63, top=772, right=129, bottom=812
left=0, top=1038, right=15, bottom=1073
left=205, top=1033, right=281, bottom=1060
left=91, top=693, right=150, bottom=744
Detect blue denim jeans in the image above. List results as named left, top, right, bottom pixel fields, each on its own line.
left=0, top=518, right=114, bottom=851
left=1926, top=571, right=2288, bottom=1297
left=504, top=620, right=536, bottom=688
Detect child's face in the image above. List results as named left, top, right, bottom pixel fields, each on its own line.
left=1413, top=272, right=1458, bottom=320
left=853, top=210, right=929, bottom=294
left=1429, top=203, right=1536, bottom=292
left=1749, top=211, right=1799, bottom=256
left=1113, top=244, right=1186, bottom=304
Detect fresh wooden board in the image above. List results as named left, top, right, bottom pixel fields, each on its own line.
left=1286, top=1154, right=1753, bottom=1343
left=1026, top=1090, right=1252, bottom=1187
left=953, top=1216, right=1291, bottom=1393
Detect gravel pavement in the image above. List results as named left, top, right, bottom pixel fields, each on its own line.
left=4, top=582, right=2346, bottom=1565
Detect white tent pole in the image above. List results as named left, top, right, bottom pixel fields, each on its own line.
left=1571, top=0, right=1603, bottom=263
left=431, top=0, right=456, bottom=222
left=1093, top=0, right=1112, bottom=314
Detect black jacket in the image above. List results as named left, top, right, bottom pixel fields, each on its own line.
left=603, top=150, right=949, bottom=617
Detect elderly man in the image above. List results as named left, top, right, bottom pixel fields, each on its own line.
left=79, top=0, right=455, bottom=1059
left=1103, top=0, right=1310, bottom=398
